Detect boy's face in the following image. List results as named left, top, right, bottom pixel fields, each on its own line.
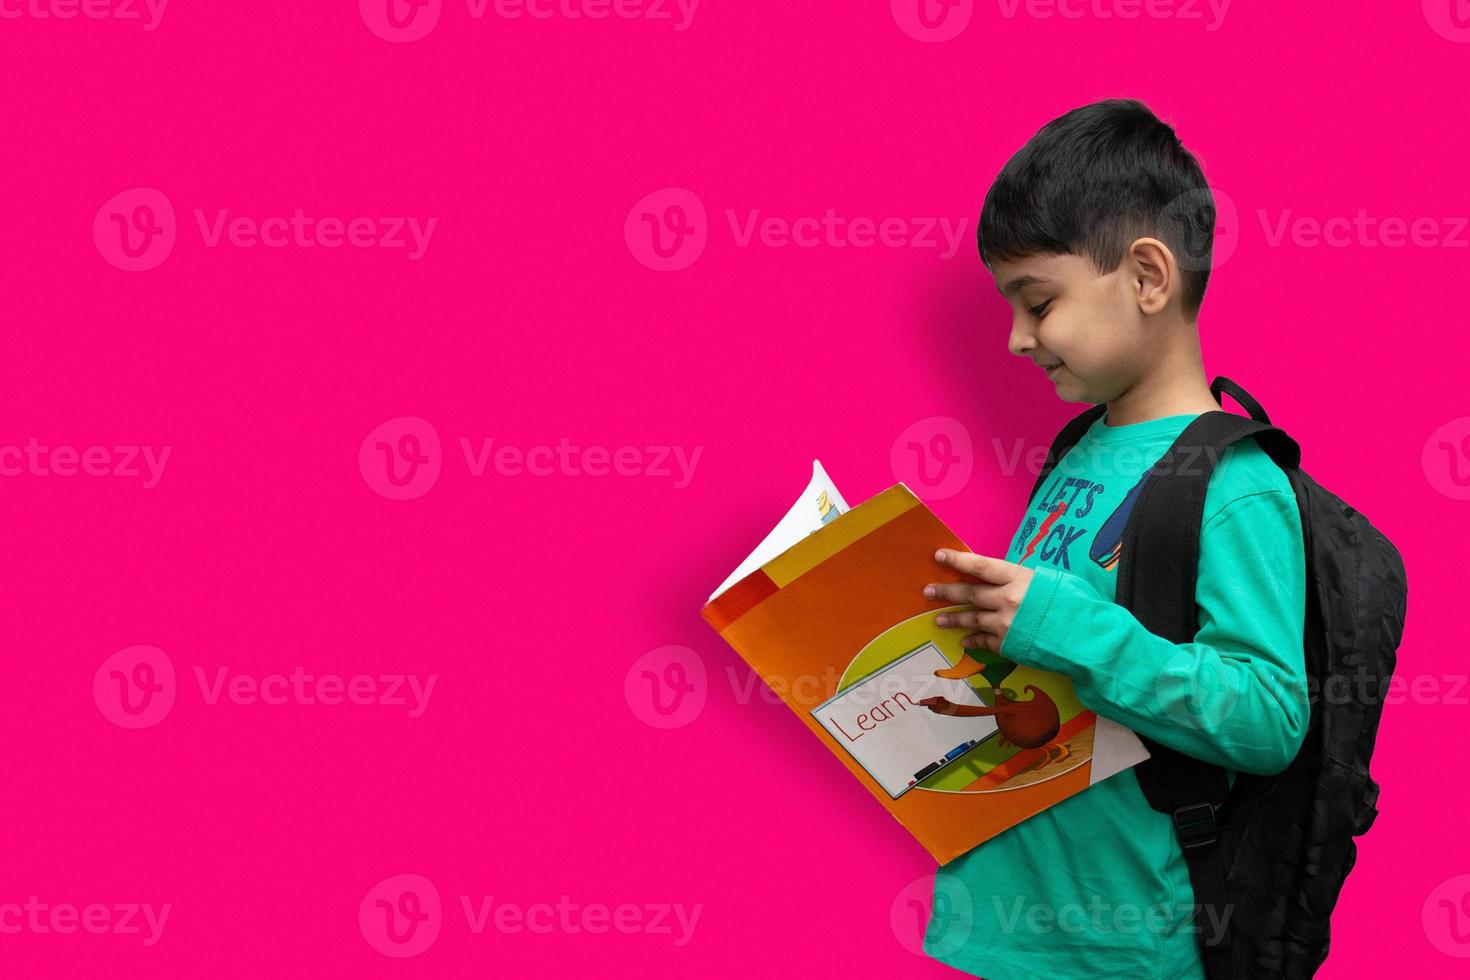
left=990, top=251, right=1150, bottom=405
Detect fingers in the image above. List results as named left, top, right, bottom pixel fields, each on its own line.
left=922, top=582, right=979, bottom=604
left=933, top=608, right=1000, bottom=632
left=923, top=580, right=1004, bottom=607
left=962, top=631, right=1002, bottom=654
left=934, top=549, right=1012, bottom=584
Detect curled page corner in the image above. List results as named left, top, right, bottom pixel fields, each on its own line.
left=708, top=458, right=851, bottom=602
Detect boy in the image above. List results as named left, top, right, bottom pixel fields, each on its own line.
left=919, top=99, right=1310, bottom=978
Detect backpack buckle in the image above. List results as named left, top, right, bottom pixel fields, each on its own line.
left=1173, top=802, right=1218, bottom=851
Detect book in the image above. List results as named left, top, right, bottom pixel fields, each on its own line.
left=700, top=461, right=1150, bottom=865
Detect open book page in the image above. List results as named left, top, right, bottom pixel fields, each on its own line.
left=700, top=477, right=1150, bottom=865
left=707, top=459, right=849, bottom=602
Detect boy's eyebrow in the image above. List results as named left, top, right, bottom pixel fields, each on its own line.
left=1000, top=274, right=1048, bottom=297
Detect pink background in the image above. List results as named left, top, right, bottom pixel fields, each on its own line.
left=2, top=2, right=1465, bottom=976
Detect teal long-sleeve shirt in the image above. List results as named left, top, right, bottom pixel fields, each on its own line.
left=924, top=410, right=1309, bottom=980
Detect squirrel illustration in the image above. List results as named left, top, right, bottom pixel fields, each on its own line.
left=919, top=664, right=1071, bottom=768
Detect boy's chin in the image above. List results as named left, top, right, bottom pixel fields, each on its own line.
left=1048, top=374, right=1085, bottom=401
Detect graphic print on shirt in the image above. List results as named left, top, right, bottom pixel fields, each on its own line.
left=1090, top=475, right=1147, bottom=571
left=1015, top=471, right=1149, bottom=573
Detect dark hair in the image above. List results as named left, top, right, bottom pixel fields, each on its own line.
left=978, top=98, right=1216, bottom=317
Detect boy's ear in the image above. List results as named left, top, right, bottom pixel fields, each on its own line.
left=1125, top=237, right=1176, bottom=316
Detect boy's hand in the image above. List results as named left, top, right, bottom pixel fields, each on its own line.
left=923, top=549, right=1035, bottom=654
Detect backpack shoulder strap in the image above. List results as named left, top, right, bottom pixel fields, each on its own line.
left=1116, top=409, right=1301, bottom=636
left=1210, top=375, right=1271, bottom=425
left=1117, top=396, right=1302, bottom=980
left=1027, top=403, right=1107, bottom=504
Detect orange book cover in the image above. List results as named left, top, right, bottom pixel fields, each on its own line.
left=700, top=462, right=1149, bottom=865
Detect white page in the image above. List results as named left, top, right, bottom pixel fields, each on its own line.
left=810, top=643, right=999, bottom=799
left=708, top=459, right=850, bottom=602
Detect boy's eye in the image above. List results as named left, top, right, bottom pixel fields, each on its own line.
left=1028, top=300, right=1052, bottom=318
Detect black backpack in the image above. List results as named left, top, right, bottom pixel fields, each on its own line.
left=1027, top=376, right=1408, bottom=979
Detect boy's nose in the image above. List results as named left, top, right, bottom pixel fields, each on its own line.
left=1008, top=319, right=1036, bottom=358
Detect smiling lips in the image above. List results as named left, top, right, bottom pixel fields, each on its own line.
left=1040, top=360, right=1064, bottom=377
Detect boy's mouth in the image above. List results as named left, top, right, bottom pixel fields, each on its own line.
left=1040, top=359, right=1064, bottom=378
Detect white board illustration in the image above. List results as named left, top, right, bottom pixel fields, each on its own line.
left=810, top=643, right=999, bottom=799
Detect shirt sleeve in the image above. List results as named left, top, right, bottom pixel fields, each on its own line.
left=998, top=488, right=1310, bottom=776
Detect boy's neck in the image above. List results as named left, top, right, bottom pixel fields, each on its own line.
left=1102, top=327, right=1222, bottom=427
